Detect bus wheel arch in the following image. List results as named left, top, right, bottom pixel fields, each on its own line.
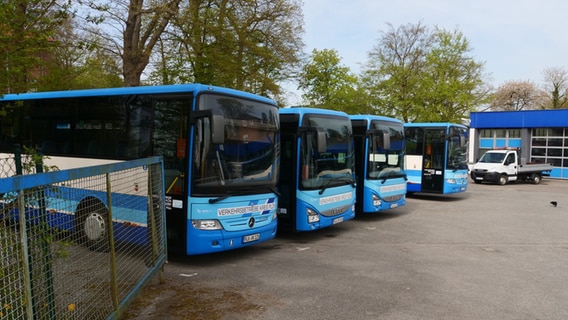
left=75, top=197, right=110, bottom=252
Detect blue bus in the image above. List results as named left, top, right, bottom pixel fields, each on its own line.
left=0, top=84, right=280, bottom=255
left=278, top=107, right=356, bottom=231
left=404, top=122, right=469, bottom=194
left=350, top=115, right=406, bottom=213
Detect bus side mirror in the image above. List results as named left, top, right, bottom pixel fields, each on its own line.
left=209, top=110, right=225, bottom=144
left=315, top=126, right=327, bottom=153
left=382, top=131, right=391, bottom=150
left=298, top=126, right=327, bottom=153
left=190, top=109, right=225, bottom=144
left=367, top=129, right=390, bottom=150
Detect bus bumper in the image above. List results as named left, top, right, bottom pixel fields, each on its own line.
left=184, top=218, right=278, bottom=255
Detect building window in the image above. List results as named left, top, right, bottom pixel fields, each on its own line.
left=495, top=129, right=506, bottom=138
left=531, top=127, right=568, bottom=167
left=478, top=129, right=522, bottom=151
left=509, top=129, right=520, bottom=138
left=480, top=129, right=492, bottom=138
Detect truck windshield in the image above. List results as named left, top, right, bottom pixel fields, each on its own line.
left=478, top=152, right=506, bottom=163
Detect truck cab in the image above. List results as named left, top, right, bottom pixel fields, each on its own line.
left=470, top=149, right=552, bottom=185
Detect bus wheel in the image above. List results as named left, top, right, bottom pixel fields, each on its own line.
left=76, top=198, right=109, bottom=252
left=530, top=173, right=542, bottom=185
left=498, top=174, right=508, bottom=186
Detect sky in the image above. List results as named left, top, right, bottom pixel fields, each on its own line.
left=287, top=0, right=568, bottom=104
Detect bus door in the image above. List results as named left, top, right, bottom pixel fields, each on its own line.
left=164, top=156, right=187, bottom=254
left=421, top=128, right=446, bottom=193
left=153, top=98, right=190, bottom=254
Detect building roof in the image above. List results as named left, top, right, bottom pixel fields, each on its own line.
left=470, top=109, right=568, bottom=128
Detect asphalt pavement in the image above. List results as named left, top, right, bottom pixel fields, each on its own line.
left=123, top=178, right=568, bottom=320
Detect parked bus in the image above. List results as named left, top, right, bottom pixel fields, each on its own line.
left=278, top=107, right=356, bottom=231
left=404, top=122, right=469, bottom=194
left=0, top=84, right=280, bottom=255
left=350, top=115, right=406, bottom=213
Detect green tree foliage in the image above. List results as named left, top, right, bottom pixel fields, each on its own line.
left=420, top=28, right=488, bottom=122
left=361, top=22, right=433, bottom=120
left=34, top=20, right=123, bottom=91
left=361, top=22, right=489, bottom=122
left=297, top=48, right=368, bottom=113
left=149, top=0, right=304, bottom=99
left=0, top=0, right=71, bottom=93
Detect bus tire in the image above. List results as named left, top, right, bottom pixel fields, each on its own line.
left=76, top=198, right=110, bottom=252
left=498, top=174, right=508, bottom=186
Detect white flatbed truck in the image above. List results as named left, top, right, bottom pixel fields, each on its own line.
left=470, top=149, right=552, bottom=185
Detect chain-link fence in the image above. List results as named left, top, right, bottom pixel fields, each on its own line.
left=0, top=156, right=166, bottom=320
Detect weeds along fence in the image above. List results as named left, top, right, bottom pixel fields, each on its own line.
left=0, top=151, right=167, bottom=320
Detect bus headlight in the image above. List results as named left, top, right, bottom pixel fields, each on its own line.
left=446, top=178, right=456, bottom=184
left=372, top=194, right=382, bottom=206
left=307, top=208, right=320, bottom=223
left=192, top=220, right=222, bottom=230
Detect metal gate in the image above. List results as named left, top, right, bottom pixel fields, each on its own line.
left=0, top=155, right=167, bottom=320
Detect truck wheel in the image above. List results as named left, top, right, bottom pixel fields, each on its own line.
left=530, top=173, right=542, bottom=185
left=498, top=174, right=508, bottom=185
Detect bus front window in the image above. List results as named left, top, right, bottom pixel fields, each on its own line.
left=300, top=115, right=355, bottom=190
left=193, top=94, right=279, bottom=190
left=367, top=121, right=405, bottom=180
left=447, top=126, right=469, bottom=170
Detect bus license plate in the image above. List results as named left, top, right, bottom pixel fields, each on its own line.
left=333, top=217, right=344, bottom=224
left=390, top=203, right=398, bottom=208
left=243, top=233, right=260, bottom=243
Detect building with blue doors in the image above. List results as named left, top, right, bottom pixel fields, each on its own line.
left=469, top=109, right=568, bottom=179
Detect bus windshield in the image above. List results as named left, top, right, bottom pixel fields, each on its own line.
left=192, top=94, right=279, bottom=189
left=300, top=114, right=354, bottom=190
left=367, top=120, right=405, bottom=180
left=447, top=126, right=469, bottom=170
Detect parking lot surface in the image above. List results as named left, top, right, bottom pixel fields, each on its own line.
left=123, top=179, right=568, bottom=320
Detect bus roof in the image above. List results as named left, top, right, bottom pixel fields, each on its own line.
left=349, top=114, right=403, bottom=124
left=279, top=106, right=349, bottom=117
left=0, top=83, right=276, bottom=105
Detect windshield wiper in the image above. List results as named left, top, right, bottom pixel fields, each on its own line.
left=318, top=176, right=355, bottom=195
left=209, top=192, right=233, bottom=204
left=381, top=172, right=407, bottom=184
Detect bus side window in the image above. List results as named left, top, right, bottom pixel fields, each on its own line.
left=87, top=140, right=102, bottom=156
